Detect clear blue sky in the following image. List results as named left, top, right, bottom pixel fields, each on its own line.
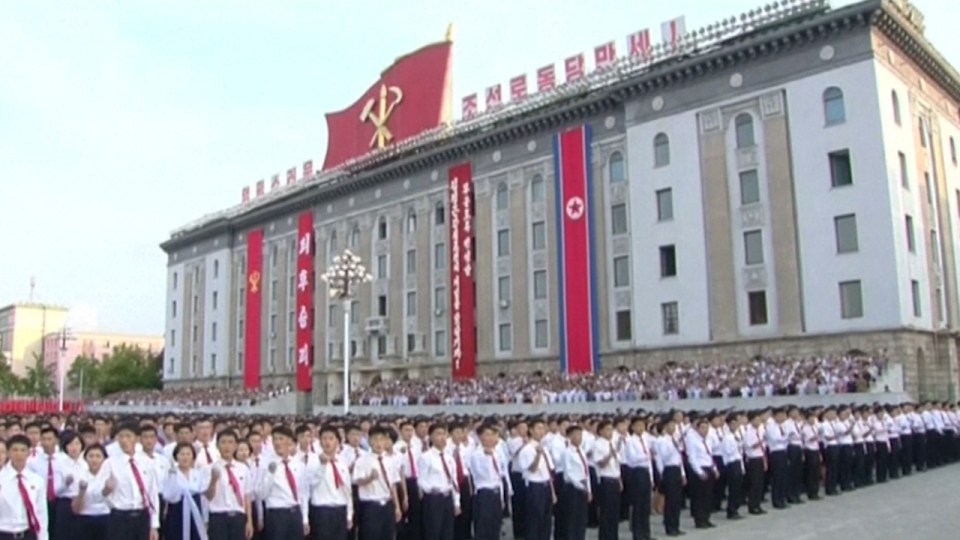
left=0, top=0, right=956, bottom=335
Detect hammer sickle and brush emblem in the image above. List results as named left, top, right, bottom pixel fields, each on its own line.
left=360, top=84, right=404, bottom=148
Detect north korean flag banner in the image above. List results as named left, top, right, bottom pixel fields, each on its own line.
left=448, top=162, right=477, bottom=379
left=553, top=125, right=599, bottom=374
left=295, top=212, right=314, bottom=392
left=244, top=229, right=264, bottom=389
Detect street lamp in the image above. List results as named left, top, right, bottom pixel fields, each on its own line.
left=320, top=249, right=372, bottom=415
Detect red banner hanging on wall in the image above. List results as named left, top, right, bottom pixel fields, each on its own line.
left=448, top=162, right=476, bottom=379
left=244, top=229, right=264, bottom=389
left=295, top=212, right=315, bottom=392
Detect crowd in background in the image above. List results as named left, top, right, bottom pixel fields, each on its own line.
left=89, top=384, right=291, bottom=408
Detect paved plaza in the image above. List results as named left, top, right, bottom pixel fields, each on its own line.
left=505, top=463, right=960, bottom=540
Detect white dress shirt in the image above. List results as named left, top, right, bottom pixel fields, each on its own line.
left=743, top=425, right=765, bottom=458
left=75, top=467, right=110, bottom=516
left=801, top=422, right=821, bottom=451
left=417, top=447, right=461, bottom=510
left=55, top=454, right=88, bottom=499
left=720, top=431, right=744, bottom=473
left=561, top=444, right=592, bottom=494
left=101, top=451, right=162, bottom=529
left=784, top=419, right=802, bottom=447
left=256, top=456, right=310, bottom=525
left=623, top=433, right=654, bottom=472
left=338, top=445, right=367, bottom=476
left=591, top=438, right=621, bottom=479
left=27, top=450, right=61, bottom=498
left=195, top=442, right=220, bottom=468
left=518, top=441, right=554, bottom=484
left=507, top=437, right=526, bottom=473
left=208, top=459, right=253, bottom=514
left=0, top=465, right=48, bottom=540
left=684, top=431, right=716, bottom=476
left=353, top=452, right=399, bottom=503
left=468, top=448, right=511, bottom=495
left=653, top=435, right=685, bottom=480
left=307, top=454, right=353, bottom=523
left=834, top=419, right=854, bottom=445
left=394, top=440, right=422, bottom=480
left=764, top=421, right=788, bottom=452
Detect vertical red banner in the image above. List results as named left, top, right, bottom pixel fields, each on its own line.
left=449, top=163, right=477, bottom=379
left=295, top=212, right=315, bottom=392
left=244, top=229, right=264, bottom=389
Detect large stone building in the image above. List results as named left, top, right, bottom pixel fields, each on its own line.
left=161, top=0, right=960, bottom=403
left=0, top=303, right=69, bottom=376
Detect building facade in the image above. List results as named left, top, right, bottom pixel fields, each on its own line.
left=41, top=332, right=165, bottom=373
left=161, top=0, right=960, bottom=402
left=0, top=303, right=69, bottom=377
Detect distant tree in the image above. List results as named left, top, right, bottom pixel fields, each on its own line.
left=96, top=345, right=162, bottom=396
left=67, top=355, right=100, bottom=393
left=0, top=353, right=22, bottom=395
left=20, top=353, right=55, bottom=397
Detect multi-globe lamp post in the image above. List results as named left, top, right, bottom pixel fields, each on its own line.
left=320, top=249, right=372, bottom=415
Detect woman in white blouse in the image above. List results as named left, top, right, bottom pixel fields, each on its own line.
left=54, top=430, right=89, bottom=540
left=71, top=443, right=111, bottom=540
left=162, top=442, right=208, bottom=540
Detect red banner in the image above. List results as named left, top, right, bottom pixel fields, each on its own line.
left=449, top=163, right=476, bottom=379
left=553, top=125, right=599, bottom=374
left=244, top=229, right=264, bottom=389
left=322, top=40, right=453, bottom=171
left=295, top=212, right=314, bottom=392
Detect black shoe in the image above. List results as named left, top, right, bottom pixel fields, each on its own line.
left=790, top=499, right=805, bottom=504
left=727, top=513, right=744, bottom=520
left=808, top=495, right=822, bottom=501
left=666, top=531, right=686, bottom=537
left=749, top=508, right=767, bottom=515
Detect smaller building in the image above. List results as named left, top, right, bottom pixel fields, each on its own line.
left=0, top=303, right=69, bottom=376
left=42, top=331, right=165, bottom=373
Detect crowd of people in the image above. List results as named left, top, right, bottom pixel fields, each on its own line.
left=0, top=396, right=956, bottom=540
left=349, top=354, right=888, bottom=407
left=89, top=384, right=292, bottom=409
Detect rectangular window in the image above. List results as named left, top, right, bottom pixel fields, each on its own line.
left=911, top=280, right=922, bottom=317
left=211, top=322, right=217, bottom=342
left=239, top=287, right=244, bottom=308
left=406, top=291, right=416, bottom=317
left=434, top=287, right=447, bottom=312
left=925, top=172, right=933, bottom=204
left=435, top=330, right=447, bottom=356
left=170, top=329, right=176, bottom=347
left=351, top=340, right=358, bottom=358
left=656, top=188, right=673, bottom=221
left=739, top=170, right=760, bottom=205
left=534, top=319, right=548, bottom=349
left=497, top=229, right=510, bottom=257
left=269, top=348, right=276, bottom=369
left=407, top=334, right=416, bottom=353
left=270, top=244, right=278, bottom=267
left=906, top=215, right=916, bottom=253
left=210, top=353, right=217, bottom=374
left=533, top=270, right=548, bottom=299
left=173, top=272, right=178, bottom=290
left=350, top=301, right=359, bottom=324
left=931, top=230, right=940, bottom=265
left=899, top=151, right=909, bottom=188
left=532, top=221, right=546, bottom=250
left=659, top=245, right=677, bottom=277
left=498, top=323, right=512, bottom=352
left=378, top=295, right=388, bottom=317
left=834, top=214, right=859, bottom=253
left=270, top=279, right=278, bottom=301
left=236, top=352, right=242, bottom=372
left=172, top=301, right=177, bottom=318
left=377, top=336, right=387, bottom=356
left=270, top=314, right=276, bottom=334
left=615, top=310, right=632, bottom=342
left=406, top=249, right=417, bottom=274
left=661, top=302, right=679, bottom=335
left=287, top=346, right=294, bottom=368
left=238, top=320, right=244, bottom=339
left=498, top=276, right=510, bottom=304
left=748, top=291, right=768, bottom=325
left=611, top=204, right=628, bottom=234
left=328, top=305, right=336, bottom=327
left=744, top=230, right=764, bottom=265
left=839, top=280, right=863, bottom=319
left=613, top=256, right=630, bottom=287
left=212, top=291, right=218, bottom=310
left=377, top=255, right=388, bottom=279
left=288, top=311, right=294, bottom=333
left=434, top=243, right=446, bottom=270
left=829, top=150, right=853, bottom=187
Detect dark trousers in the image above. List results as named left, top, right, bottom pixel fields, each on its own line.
left=264, top=507, right=303, bottom=540
left=553, top=472, right=566, bottom=540
left=838, top=444, right=854, bottom=490
left=626, top=467, right=652, bottom=540
left=596, top=478, right=620, bottom=540
left=455, top=480, right=472, bottom=540
left=769, top=450, right=788, bottom=507
left=400, top=478, right=423, bottom=540
left=852, top=444, right=865, bottom=487
left=745, top=458, right=764, bottom=511
left=711, top=456, right=726, bottom=511
left=251, top=501, right=264, bottom=540
left=422, top=493, right=454, bottom=540
left=106, top=509, right=150, bottom=540
left=524, top=482, right=552, bottom=540
left=724, top=463, right=743, bottom=517
left=875, top=442, right=889, bottom=483
left=0, top=532, right=38, bottom=540
left=824, top=446, right=840, bottom=495
left=509, top=472, right=526, bottom=539
left=359, top=501, right=396, bottom=540
left=471, top=489, right=503, bottom=540
left=689, top=470, right=714, bottom=526
left=659, top=466, right=683, bottom=535
left=900, top=434, right=914, bottom=475
left=926, top=431, right=939, bottom=469
left=76, top=514, right=108, bottom=540
left=348, top=487, right=360, bottom=540
left=914, top=432, right=926, bottom=472
left=618, top=466, right=630, bottom=521
left=787, top=446, right=803, bottom=501
left=561, top=483, right=588, bottom=540
left=865, top=442, right=876, bottom=485
left=52, top=497, right=73, bottom=540
left=209, top=512, right=248, bottom=540
left=888, top=438, right=901, bottom=479
left=802, top=449, right=821, bottom=498
left=586, top=469, right=599, bottom=527
left=309, top=506, right=348, bottom=540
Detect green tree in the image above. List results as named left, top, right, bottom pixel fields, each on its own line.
left=95, top=345, right=162, bottom=396
left=20, top=353, right=55, bottom=397
left=67, top=355, right=100, bottom=392
left=0, top=352, right=22, bottom=395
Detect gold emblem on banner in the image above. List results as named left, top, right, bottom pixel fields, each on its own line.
left=248, top=271, right=261, bottom=294
left=360, top=84, right=404, bottom=148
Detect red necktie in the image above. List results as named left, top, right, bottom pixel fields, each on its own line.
left=377, top=455, right=391, bottom=489
left=490, top=453, right=500, bottom=476
left=576, top=447, right=588, bottom=476
left=129, top=458, right=150, bottom=510
left=255, top=457, right=260, bottom=469
left=407, top=448, right=417, bottom=479
left=638, top=435, right=649, bottom=456
left=454, top=449, right=465, bottom=484
left=330, top=458, right=344, bottom=489
left=226, top=463, right=244, bottom=504
left=439, top=452, right=459, bottom=492
left=283, top=460, right=298, bottom=502
left=203, top=445, right=213, bottom=464
left=18, top=473, right=42, bottom=534
left=47, top=456, right=55, bottom=502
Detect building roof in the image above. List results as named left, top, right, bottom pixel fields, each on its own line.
left=161, top=0, right=959, bottom=254
left=0, top=302, right=69, bottom=313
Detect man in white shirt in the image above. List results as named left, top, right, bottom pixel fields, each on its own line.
left=653, top=416, right=686, bottom=537
left=592, top=420, right=621, bottom=540
left=685, top=418, right=717, bottom=530
left=0, top=434, right=49, bottom=540
left=506, top=419, right=528, bottom=540
left=163, top=424, right=195, bottom=466
left=353, top=427, right=402, bottom=540
left=100, top=423, right=160, bottom=540
left=720, top=414, right=745, bottom=520
left=623, top=416, right=655, bottom=540
left=395, top=420, right=423, bottom=540
left=560, top=425, right=590, bottom=540
left=447, top=423, right=473, bottom=540
left=206, top=429, right=254, bottom=540
left=517, top=418, right=555, bottom=540
left=417, top=424, right=460, bottom=540
left=256, top=426, right=309, bottom=540
left=764, top=408, right=789, bottom=509
left=194, top=419, right=220, bottom=469
left=27, top=426, right=60, bottom=539
left=307, top=425, right=352, bottom=540
left=467, top=424, right=511, bottom=540
left=742, top=411, right=766, bottom=514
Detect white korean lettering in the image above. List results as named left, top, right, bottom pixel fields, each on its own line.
left=297, top=344, right=310, bottom=366
left=299, top=232, right=312, bottom=256
left=298, top=305, right=309, bottom=330
left=297, top=269, right=310, bottom=293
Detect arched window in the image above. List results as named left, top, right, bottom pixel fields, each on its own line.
left=735, top=113, right=755, bottom=148
left=377, top=217, right=387, bottom=240
left=891, top=90, right=901, bottom=125
left=406, top=209, right=417, bottom=233
left=349, top=225, right=360, bottom=247
left=328, top=230, right=338, bottom=255
left=823, top=86, right=845, bottom=125
left=496, top=182, right=509, bottom=210
left=609, top=152, right=626, bottom=183
left=653, top=133, right=670, bottom=167
left=530, top=175, right=545, bottom=203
